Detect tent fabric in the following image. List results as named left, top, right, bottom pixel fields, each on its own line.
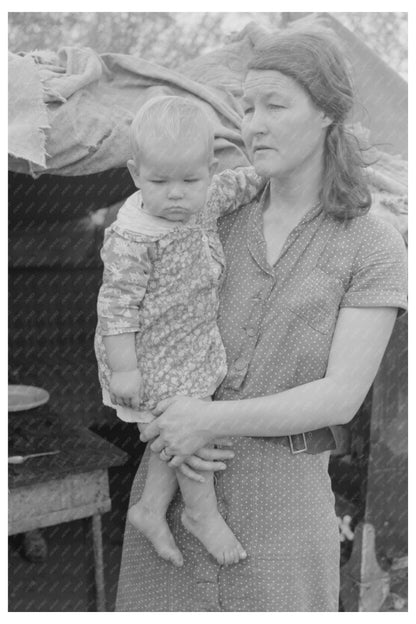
left=8, top=43, right=252, bottom=177
left=8, top=53, right=50, bottom=169
left=8, top=17, right=407, bottom=240
left=8, top=15, right=408, bottom=175
left=325, top=15, right=407, bottom=160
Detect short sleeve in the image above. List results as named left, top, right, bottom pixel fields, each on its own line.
left=97, top=227, right=152, bottom=335
left=340, top=217, right=407, bottom=314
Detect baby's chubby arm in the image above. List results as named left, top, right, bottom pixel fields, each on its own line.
left=207, top=166, right=266, bottom=219
left=97, top=227, right=152, bottom=408
left=104, top=333, right=143, bottom=409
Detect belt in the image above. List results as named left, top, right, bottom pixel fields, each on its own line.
left=275, top=427, right=337, bottom=455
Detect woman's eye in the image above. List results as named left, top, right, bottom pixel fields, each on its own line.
left=243, top=107, right=254, bottom=116
left=268, top=104, right=285, bottom=110
left=184, top=179, right=198, bottom=183
left=150, top=180, right=165, bottom=184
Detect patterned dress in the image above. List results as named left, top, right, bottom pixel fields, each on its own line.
left=95, top=167, right=263, bottom=418
left=115, top=187, right=407, bottom=611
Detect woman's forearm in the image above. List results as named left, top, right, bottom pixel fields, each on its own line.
left=206, top=307, right=397, bottom=440
left=208, top=376, right=363, bottom=439
left=144, top=308, right=396, bottom=458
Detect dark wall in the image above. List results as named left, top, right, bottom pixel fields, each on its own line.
left=9, top=169, right=135, bottom=427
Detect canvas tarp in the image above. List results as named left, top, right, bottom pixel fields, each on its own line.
left=8, top=15, right=407, bottom=238
left=8, top=41, right=252, bottom=177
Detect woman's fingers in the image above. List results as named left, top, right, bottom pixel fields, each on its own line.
left=167, top=454, right=186, bottom=468
left=195, top=447, right=235, bottom=461
left=138, top=411, right=155, bottom=423
left=213, top=438, right=234, bottom=447
left=140, top=419, right=161, bottom=442
left=149, top=438, right=166, bottom=453
left=177, top=463, right=205, bottom=483
left=153, top=395, right=185, bottom=417
left=185, top=455, right=227, bottom=472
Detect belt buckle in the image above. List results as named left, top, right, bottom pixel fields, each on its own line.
left=289, top=433, right=308, bottom=454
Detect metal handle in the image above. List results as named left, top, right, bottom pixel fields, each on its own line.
left=8, top=450, right=60, bottom=464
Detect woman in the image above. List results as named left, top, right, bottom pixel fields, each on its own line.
left=116, top=27, right=407, bottom=611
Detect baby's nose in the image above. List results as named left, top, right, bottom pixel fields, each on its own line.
left=167, top=185, right=184, bottom=199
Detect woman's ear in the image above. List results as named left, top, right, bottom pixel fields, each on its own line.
left=127, top=159, right=141, bottom=187
left=321, top=114, right=333, bottom=129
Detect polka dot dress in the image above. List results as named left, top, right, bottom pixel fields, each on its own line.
left=115, top=191, right=407, bottom=612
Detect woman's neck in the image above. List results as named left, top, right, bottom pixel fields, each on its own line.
left=267, top=158, right=323, bottom=223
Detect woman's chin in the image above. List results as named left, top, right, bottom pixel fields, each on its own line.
left=251, top=155, right=280, bottom=178
left=252, top=162, right=276, bottom=178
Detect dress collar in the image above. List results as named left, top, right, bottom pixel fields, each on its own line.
left=117, top=191, right=197, bottom=236
left=246, top=182, right=324, bottom=275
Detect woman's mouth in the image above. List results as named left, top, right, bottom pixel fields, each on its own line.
left=253, top=146, right=274, bottom=154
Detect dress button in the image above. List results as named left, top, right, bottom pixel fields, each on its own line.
left=246, top=327, right=256, bottom=337
left=233, top=357, right=248, bottom=371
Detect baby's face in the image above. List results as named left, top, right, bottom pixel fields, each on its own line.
left=132, top=139, right=215, bottom=223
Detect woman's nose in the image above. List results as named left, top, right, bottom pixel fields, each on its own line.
left=246, top=108, right=267, bottom=135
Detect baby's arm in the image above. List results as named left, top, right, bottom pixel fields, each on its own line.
left=207, top=166, right=266, bottom=219
left=103, top=333, right=142, bottom=409
left=97, top=227, right=152, bottom=409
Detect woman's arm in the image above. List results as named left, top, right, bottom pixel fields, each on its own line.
left=141, top=306, right=398, bottom=458
left=208, top=167, right=266, bottom=218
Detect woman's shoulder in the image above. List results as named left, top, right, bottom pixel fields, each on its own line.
left=334, top=210, right=407, bottom=255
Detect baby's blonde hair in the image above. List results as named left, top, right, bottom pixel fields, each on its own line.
left=130, top=95, right=215, bottom=165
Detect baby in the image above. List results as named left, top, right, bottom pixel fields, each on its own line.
left=95, top=95, right=264, bottom=567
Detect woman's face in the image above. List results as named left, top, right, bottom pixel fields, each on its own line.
left=241, top=69, right=331, bottom=179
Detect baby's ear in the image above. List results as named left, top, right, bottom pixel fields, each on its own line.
left=127, top=159, right=141, bottom=187
left=209, top=158, right=219, bottom=178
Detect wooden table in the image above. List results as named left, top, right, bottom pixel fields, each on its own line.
left=9, top=426, right=129, bottom=611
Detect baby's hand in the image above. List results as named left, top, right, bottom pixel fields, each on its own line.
left=110, top=369, right=142, bottom=409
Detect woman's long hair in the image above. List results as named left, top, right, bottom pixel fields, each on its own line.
left=247, top=26, right=371, bottom=219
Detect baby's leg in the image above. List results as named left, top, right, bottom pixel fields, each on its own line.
left=128, top=449, right=183, bottom=567
left=177, top=469, right=247, bottom=566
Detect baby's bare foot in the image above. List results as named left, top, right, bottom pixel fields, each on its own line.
left=128, top=502, right=183, bottom=567
left=181, top=509, right=247, bottom=566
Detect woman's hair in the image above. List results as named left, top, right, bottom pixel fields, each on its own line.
left=247, top=26, right=371, bottom=219
left=130, top=95, right=215, bottom=164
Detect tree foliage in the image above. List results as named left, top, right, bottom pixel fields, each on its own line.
left=8, top=12, right=407, bottom=78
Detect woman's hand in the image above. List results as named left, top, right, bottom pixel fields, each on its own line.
left=139, top=396, right=215, bottom=460
left=176, top=442, right=235, bottom=481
